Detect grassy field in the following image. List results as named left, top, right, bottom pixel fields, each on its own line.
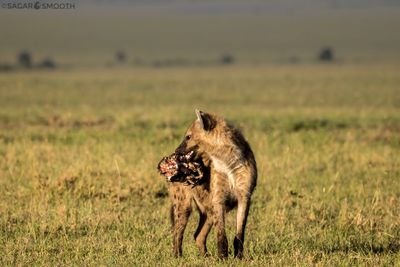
left=0, top=64, right=399, bottom=265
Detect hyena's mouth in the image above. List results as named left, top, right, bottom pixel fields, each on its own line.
left=157, top=150, right=205, bottom=186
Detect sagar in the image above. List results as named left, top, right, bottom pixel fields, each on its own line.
left=157, top=150, right=205, bottom=187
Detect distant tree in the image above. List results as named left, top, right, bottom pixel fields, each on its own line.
left=115, top=50, right=127, bottom=63
left=319, top=47, right=334, bottom=62
left=220, top=53, right=234, bottom=65
left=38, top=58, right=56, bottom=69
left=18, top=51, right=32, bottom=68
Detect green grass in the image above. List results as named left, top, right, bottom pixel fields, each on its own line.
left=0, top=64, right=399, bottom=266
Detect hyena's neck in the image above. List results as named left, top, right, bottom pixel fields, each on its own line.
left=207, top=146, right=244, bottom=189
left=206, top=145, right=241, bottom=162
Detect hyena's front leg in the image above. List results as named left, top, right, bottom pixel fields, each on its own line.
left=211, top=171, right=229, bottom=258
left=234, top=194, right=251, bottom=259
left=170, top=185, right=192, bottom=257
left=213, top=201, right=228, bottom=258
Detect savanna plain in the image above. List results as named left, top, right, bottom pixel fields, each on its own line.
left=0, top=64, right=399, bottom=266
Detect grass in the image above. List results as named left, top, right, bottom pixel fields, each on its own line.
left=0, top=64, right=399, bottom=266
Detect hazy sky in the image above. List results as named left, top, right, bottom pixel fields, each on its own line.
left=84, top=0, right=400, bottom=11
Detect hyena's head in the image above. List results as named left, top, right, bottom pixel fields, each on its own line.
left=175, top=109, right=225, bottom=155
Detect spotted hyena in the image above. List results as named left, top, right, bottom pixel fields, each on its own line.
left=168, top=110, right=257, bottom=259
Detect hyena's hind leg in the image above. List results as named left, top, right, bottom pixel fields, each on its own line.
left=170, top=185, right=192, bottom=257
left=193, top=211, right=213, bottom=256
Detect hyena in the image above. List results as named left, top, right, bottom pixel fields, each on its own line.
left=169, top=109, right=257, bottom=258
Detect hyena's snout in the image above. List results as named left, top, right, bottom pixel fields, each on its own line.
left=175, top=141, right=187, bottom=154
left=175, top=141, right=198, bottom=154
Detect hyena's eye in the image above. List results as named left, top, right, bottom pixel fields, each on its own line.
left=185, top=135, right=191, bottom=140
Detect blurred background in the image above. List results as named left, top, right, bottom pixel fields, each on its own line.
left=1, top=0, right=400, bottom=69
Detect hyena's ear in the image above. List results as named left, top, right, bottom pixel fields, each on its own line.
left=195, top=109, right=216, bottom=131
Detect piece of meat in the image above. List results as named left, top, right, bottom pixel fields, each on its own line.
left=158, top=155, right=179, bottom=178
left=157, top=150, right=205, bottom=187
